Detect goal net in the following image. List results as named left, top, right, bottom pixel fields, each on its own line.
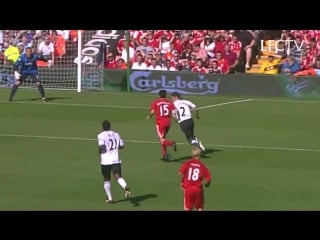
left=0, top=30, right=124, bottom=91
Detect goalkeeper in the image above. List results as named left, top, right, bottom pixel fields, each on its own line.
left=9, top=47, right=51, bottom=102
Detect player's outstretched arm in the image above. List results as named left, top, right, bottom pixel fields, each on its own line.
left=147, top=110, right=155, bottom=119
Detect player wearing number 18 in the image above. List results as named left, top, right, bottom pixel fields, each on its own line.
left=179, top=148, right=211, bottom=211
left=147, top=89, right=177, bottom=161
left=97, top=120, right=131, bottom=203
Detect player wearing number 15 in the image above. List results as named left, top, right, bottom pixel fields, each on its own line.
left=147, top=89, right=177, bottom=161
left=179, top=148, right=211, bottom=211
left=97, top=120, right=131, bottom=203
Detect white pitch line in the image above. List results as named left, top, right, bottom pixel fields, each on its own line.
left=1, top=133, right=319, bottom=153
left=0, top=98, right=253, bottom=110
left=0, top=100, right=148, bottom=109
left=198, top=99, right=254, bottom=110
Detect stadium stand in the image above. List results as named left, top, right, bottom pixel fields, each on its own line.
left=1, top=30, right=319, bottom=77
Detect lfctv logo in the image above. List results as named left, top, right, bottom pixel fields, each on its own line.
left=260, top=40, right=305, bottom=55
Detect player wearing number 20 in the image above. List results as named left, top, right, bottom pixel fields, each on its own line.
left=179, top=148, right=211, bottom=211
left=97, top=120, right=131, bottom=203
left=171, top=92, right=205, bottom=152
left=147, top=89, right=177, bottom=161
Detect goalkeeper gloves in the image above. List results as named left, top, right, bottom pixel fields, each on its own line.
left=14, top=71, right=21, bottom=80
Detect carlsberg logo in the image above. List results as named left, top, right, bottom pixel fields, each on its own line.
left=130, top=71, right=219, bottom=95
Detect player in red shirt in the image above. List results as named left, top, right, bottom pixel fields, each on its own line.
left=179, top=148, right=211, bottom=211
left=147, top=89, right=177, bottom=161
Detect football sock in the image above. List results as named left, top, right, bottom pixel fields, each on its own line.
left=9, top=84, right=18, bottom=100
left=37, top=85, right=45, bottom=98
left=164, top=139, right=173, bottom=146
left=161, top=144, right=167, bottom=156
left=117, top=177, right=128, bottom=190
left=104, top=181, right=112, bottom=200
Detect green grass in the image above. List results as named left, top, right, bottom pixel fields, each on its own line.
left=1, top=88, right=320, bottom=210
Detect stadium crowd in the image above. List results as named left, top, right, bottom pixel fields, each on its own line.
left=106, top=30, right=263, bottom=74
left=106, top=30, right=320, bottom=76
left=259, top=30, right=320, bottom=76
left=0, top=30, right=77, bottom=67
left=2, top=30, right=320, bottom=76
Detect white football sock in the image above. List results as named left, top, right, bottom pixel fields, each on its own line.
left=104, top=181, right=112, bottom=200
left=117, top=177, right=128, bottom=190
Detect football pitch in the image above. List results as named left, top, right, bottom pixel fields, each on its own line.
left=1, top=88, right=320, bottom=211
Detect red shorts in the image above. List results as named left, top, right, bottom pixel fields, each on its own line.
left=155, top=119, right=171, bottom=139
left=183, top=186, right=204, bottom=211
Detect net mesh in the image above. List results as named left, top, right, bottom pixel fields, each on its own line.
left=0, top=30, right=104, bottom=91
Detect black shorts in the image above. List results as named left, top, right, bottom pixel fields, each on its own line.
left=19, top=73, right=40, bottom=83
left=179, top=118, right=195, bottom=140
left=101, top=163, right=122, bottom=180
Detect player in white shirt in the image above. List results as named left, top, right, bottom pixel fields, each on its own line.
left=97, top=120, right=131, bottom=203
left=171, top=92, right=205, bottom=152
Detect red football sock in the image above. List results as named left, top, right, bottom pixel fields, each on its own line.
left=161, top=144, right=167, bottom=156
left=164, top=139, right=173, bottom=146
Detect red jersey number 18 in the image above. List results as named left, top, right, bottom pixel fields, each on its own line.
left=160, top=104, right=169, bottom=116
left=187, top=167, right=200, bottom=181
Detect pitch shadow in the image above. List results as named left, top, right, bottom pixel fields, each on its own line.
left=113, top=193, right=158, bottom=207
left=170, top=148, right=222, bottom=163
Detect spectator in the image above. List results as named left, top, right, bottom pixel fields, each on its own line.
left=38, top=36, right=54, bottom=62
left=181, top=58, right=193, bottom=71
left=228, top=35, right=242, bottom=58
left=171, top=31, right=184, bottom=53
left=189, top=52, right=197, bottom=67
left=145, top=31, right=160, bottom=51
left=132, top=54, right=148, bottom=70
left=172, top=51, right=183, bottom=71
left=309, top=38, right=318, bottom=55
left=192, top=43, right=207, bottom=60
left=4, top=40, right=19, bottom=64
left=213, top=33, right=227, bottom=54
left=159, top=35, right=171, bottom=54
left=275, top=41, right=287, bottom=59
left=233, top=30, right=256, bottom=71
left=180, top=44, right=193, bottom=60
left=215, top=51, right=230, bottom=74
left=290, top=36, right=304, bottom=62
left=223, top=44, right=238, bottom=74
left=300, top=46, right=316, bottom=70
left=192, top=58, right=207, bottom=73
left=116, top=58, right=127, bottom=69
left=105, top=53, right=117, bottom=69
left=259, top=55, right=280, bottom=74
left=161, top=59, right=177, bottom=71
left=136, top=37, right=154, bottom=56
left=295, top=57, right=320, bottom=76
left=281, top=55, right=301, bottom=74
left=121, top=40, right=135, bottom=64
left=200, top=35, right=215, bottom=58
left=207, top=60, right=222, bottom=74
left=147, top=58, right=162, bottom=70
left=51, top=30, right=66, bottom=59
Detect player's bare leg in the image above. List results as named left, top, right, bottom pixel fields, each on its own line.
left=160, top=137, right=177, bottom=161
left=9, top=81, right=21, bottom=101
left=114, top=173, right=130, bottom=198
